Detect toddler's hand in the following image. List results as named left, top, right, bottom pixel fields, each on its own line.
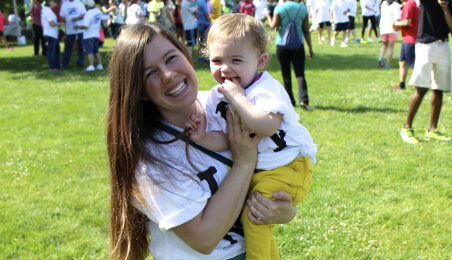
left=218, top=78, right=246, bottom=103
left=184, top=114, right=206, bottom=142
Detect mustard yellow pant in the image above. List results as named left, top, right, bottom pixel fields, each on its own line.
left=241, top=156, right=313, bottom=260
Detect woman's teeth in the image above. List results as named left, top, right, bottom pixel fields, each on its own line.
left=167, top=81, right=186, bottom=96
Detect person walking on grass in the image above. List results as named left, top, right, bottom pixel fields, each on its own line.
left=330, top=0, right=350, bottom=47
left=345, top=0, right=360, bottom=44
left=0, top=9, right=12, bottom=51
left=392, top=0, right=419, bottom=90
left=361, top=0, right=378, bottom=43
left=377, top=0, right=401, bottom=68
left=314, top=0, right=332, bottom=43
left=399, top=0, right=452, bottom=144
left=73, top=0, right=103, bottom=71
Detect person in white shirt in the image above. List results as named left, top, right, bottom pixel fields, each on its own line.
left=181, top=0, right=199, bottom=58
left=60, top=0, right=87, bottom=68
left=73, top=0, right=103, bottom=71
left=8, top=12, right=22, bottom=25
left=41, top=0, right=64, bottom=71
left=125, top=0, right=144, bottom=25
left=254, top=0, right=267, bottom=21
left=345, top=0, right=360, bottom=43
left=314, top=0, right=331, bottom=43
left=330, top=0, right=350, bottom=46
left=361, top=0, right=378, bottom=42
left=378, top=0, right=401, bottom=68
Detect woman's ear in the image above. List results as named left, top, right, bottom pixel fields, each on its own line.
left=257, top=53, right=269, bottom=71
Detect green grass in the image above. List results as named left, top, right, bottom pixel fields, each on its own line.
left=1, top=25, right=451, bottom=259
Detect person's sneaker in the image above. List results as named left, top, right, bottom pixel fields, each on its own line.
left=367, top=37, right=374, bottom=43
left=400, top=127, right=419, bottom=144
left=96, top=64, right=104, bottom=70
left=340, top=42, right=348, bottom=47
left=49, top=68, right=59, bottom=72
left=330, top=40, right=335, bottom=46
left=345, top=39, right=350, bottom=43
left=326, top=39, right=331, bottom=44
left=385, top=65, right=391, bottom=69
left=376, top=38, right=382, bottom=43
left=321, top=36, right=325, bottom=41
left=85, top=65, right=95, bottom=71
left=354, top=39, right=361, bottom=43
left=7, top=47, right=12, bottom=51
left=378, top=57, right=384, bottom=67
left=300, top=102, right=310, bottom=111
left=424, top=129, right=451, bottom=142
left=319, top=40, right=323, bottom=44
left=361, top=39, right=367, bottom=44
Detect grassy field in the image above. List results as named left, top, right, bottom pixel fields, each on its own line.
left=1, top=25, right=451, bottom=259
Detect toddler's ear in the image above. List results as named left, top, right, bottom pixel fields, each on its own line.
left=257, top=53, right=269, bottom=70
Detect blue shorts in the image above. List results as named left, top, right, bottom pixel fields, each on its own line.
left=185, top=29, right=197, bottom=47
left=399, top=41, right=415, bottom=66
left=334, top=22, right=349, bottom=31
left=84, top=37, right=99, bottom=55
left=318, top=21, right=331, bottom=28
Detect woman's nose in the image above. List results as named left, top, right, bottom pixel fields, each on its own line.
left=161, top=67, right=176, bottom=83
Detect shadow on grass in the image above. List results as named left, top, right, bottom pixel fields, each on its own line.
left=314, top=105, right=404, bottom=114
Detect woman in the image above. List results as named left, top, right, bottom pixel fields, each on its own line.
left=361, top=0, right=379, bottom=42
left=378, top=0, right=401, bottom=68
left=41, top=0, right=63, bottom=71
left=102, top=0, right=124, bottom=39
left=266, top=0, right=314, bottom=110
left=107, top=22, right=298, bottom=259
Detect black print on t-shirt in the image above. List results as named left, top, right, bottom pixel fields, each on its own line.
left=270, top=130, right=287, bottom=152
left=215, top=101, right=229, bottom=121
left=197, top=166, right=219, bottom=195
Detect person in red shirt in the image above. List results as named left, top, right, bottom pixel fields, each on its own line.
left=0, top=9, right=12, bottom=51
left=392, top=0, right=419, bottom=90
left=27, top=0, right=47, bottom=55
left=240, top=0, right=256, bottom=16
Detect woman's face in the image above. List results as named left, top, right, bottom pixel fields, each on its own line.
left=142, top=34, right=198, bottom=115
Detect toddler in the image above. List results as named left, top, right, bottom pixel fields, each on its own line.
left=185, top=13, right=317, bottom=260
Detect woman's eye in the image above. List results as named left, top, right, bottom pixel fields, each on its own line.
left=166, top=55, right=177, bottom=64
left=145, top=70, right=156, bottom=79
left=233, top=59, right=242, bottom=63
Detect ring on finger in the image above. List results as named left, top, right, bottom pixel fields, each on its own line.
left=257, top=213, right=264, bottom=220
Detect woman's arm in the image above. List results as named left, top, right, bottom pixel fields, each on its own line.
left=302, top=14, right=314, bottom=58
left=266, top=10, right=280, bottom=30
left=102, top=6, right=117, bottom=14
left=172, top=111, right=262, bottom=254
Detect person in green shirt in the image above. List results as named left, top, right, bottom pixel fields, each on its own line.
left=148, top=0, right=163, bottom=22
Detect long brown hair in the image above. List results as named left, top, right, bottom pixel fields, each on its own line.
left=107, top=22, right=191, bottom=260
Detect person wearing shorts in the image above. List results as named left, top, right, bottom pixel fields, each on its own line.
left=378, top=0, right=401, bottom=68
left=330, top=0, right=350, bottom=47
left=345, top=0, right=360, bottom=43
left=399, top=0, right=452, bottom=144
left=393, top=0, right=419, bottom=90
left=314, top=0, right=331, bottom=43
left=181, top=0, right=198, bottom=58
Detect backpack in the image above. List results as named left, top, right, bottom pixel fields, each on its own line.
left=281, top=7, right=302, bottom=50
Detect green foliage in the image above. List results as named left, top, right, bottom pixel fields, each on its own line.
left=1, top=26, right=451, bottom=259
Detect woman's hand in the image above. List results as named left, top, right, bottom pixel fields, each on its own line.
left=227, top=109, right=261, bottom=166
left=246, top=191, right=297, bottom=225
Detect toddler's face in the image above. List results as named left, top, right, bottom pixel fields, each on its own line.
left=209, top=39, right=267, bottom=89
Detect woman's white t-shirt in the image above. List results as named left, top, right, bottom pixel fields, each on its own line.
left=379, top=1, right=401, bottom=35
left=41, top=6, right=59, bottom=39
left=135, top=92, right=246, bottom=260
